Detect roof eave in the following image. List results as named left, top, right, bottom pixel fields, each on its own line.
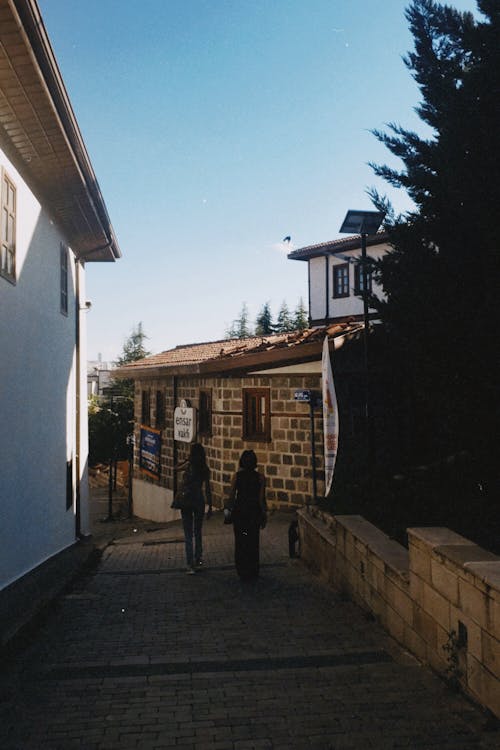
left=3, top=0, right=121, bottom=262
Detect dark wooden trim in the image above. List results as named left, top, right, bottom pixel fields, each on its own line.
left=242, top=388, right=271, bottom=442
left=332, top=262, right=350, bottom=298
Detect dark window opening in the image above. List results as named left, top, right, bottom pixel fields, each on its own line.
left=199, top=389, right=212, bottom=436
left=333, top=263, right=349, bottom=298
left=60, top=244, right=68, bottom=314
left=354, top=262, right=372, bottom=295
left=141, top=389, right=151, bottom=425
left=243, top=388, right=270, bottom=442
left=156, top=390, right=165, bottom=429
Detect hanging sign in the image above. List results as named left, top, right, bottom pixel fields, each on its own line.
left=174, top=399, right=197, bottom=443
left=322, top=336, right=339, bottom=496
left=139, top=426, right=162, bottom=479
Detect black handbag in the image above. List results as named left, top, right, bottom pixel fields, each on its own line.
left=171, top=485, right=190, bottom=510
left=171, top=467, right=194, bottom=510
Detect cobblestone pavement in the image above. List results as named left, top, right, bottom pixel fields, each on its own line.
left=0, top=504, right=498, bottom=750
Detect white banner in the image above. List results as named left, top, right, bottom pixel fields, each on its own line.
left=322, top=336, right=338, bottom=496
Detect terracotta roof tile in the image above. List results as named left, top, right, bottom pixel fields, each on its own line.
left=118, top=322, right=361, bottom=375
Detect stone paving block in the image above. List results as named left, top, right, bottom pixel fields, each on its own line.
left=0, top=511, right=499, bottom=749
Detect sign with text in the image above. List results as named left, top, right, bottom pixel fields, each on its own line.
left=139, top=426, right=161, bottom=479
left=294, top=389, right=312, bottom=402
left=174, top=399, right=197, bottom=443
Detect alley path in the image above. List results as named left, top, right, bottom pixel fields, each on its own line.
left=0, top=508, right=498, bottom=750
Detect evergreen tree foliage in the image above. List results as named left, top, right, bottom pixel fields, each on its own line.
left=368, top=0, right=499, bottom=473
left=89, top=323, right=151, bottom=464
left=275, top=300, right=294, bottom=332
left=226, top=303, right=253, bottom=339
left=114, top=322, right=151, bottom=367
left=255, top=302, right=274, bottom=335
left=293, top=297, right=309, bottom=331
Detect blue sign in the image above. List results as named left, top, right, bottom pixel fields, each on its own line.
left=139, top=426, right=161, bottom=479
left=294, top=389, right=312, bottom=402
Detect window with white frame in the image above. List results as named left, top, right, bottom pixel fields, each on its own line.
left=333, top=263, right=349, bottom=298
left=1, top=170, right=16, bottom=283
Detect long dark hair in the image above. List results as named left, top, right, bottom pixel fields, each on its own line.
left=239, top=450, right=257, bottom=471
left=189, top=442, right=208, bottom=476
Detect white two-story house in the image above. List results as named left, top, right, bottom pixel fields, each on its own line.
left=288, top=233, right=390, bottom=325
left=0, top=0, right=120, bottom=605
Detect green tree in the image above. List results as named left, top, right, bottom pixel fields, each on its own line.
left=368, top=0, right=499, bottom=466
left=89, top=323, right=151, bottom=464
left=255, top=302, right=274, bottom=335
left=226, top=303, right=253, bottom=339
left=275, top=300, right=294, bottom=333
left=293, top=297, right=309, bottom=331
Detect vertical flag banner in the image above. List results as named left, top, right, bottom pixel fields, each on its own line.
left=322, top=336, right=338, bottom=496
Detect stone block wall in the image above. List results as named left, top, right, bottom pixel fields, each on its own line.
left=299, top=508, right=500, bottom=718
left=131, top=373, right=323, bottom=510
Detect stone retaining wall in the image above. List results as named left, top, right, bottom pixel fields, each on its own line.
left=298, top=507, right=500, bottom=718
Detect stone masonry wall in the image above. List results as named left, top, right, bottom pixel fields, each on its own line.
left=133, top=373, right=323, bottom=509
left=298, top=508, right=500, bottom=719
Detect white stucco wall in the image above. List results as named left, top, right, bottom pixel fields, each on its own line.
left=309, top=256, right=326, bottom=321
left=0, top=147, right=84, bottom=589
left=327, top=244, right=389, bottom=320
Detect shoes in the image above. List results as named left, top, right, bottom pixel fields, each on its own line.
left=186, top=566, right=196, bottom=575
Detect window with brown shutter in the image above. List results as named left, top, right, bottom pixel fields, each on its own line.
left=141, top=389, right=151, bottom=426
left=199, top=389, right=212, bottom=436
left=242, top=388, right=270, bottom=442
left=1, top=170, right=16, bottom=283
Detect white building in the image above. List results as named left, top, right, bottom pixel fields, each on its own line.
left=0, top=0, right=120, bottom=595
left=88, top=359, right=114, bottom=398
left=288, top=233, right=390, bottom=325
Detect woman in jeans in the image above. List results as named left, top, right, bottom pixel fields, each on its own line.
left=178, top=443, right=212, bottom=574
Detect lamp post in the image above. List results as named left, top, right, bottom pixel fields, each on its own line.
left=339, top=210, right=385, bottom=458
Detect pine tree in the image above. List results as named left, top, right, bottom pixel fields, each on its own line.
left=369, top=0, right=499, bottom=467
left=255, top=302, right=274, bottom=335
left=293, top=297, right=309, bottom=331
left=275, top=301, right=294, bottom=333
left=114, top=322, right=151, bottom=366
left=226, top=303, right=253, bottom=339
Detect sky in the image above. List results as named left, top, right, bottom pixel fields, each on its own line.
left=39, top=0, right=479, bottom=361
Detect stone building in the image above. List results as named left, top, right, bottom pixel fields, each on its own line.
left=116, top=322, right=362, bottom=522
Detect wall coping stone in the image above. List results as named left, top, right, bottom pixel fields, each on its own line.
left=408, top=527, right=475, bottom=548
left=465, top=561, right=500, bottom=595
left=435, top=544, right=499, bottom=567
left=336, top=515, right=409, bottom=580
left=301, top=510, right=409, bottom=581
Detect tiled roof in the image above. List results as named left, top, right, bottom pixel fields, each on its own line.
left=117, top=322, right=362, bottom=377
left=288, top=231, right=389, bottom=261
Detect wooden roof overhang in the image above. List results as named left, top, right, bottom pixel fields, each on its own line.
left=0, top=0, right=120, bottom=261
left=288, top=232, right=389, bottom=261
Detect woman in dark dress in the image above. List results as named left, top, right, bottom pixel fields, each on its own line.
left=178, top=443, right=212, bottom=574
left=227, top=450, right=267, bottom=580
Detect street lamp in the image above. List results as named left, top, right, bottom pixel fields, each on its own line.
left=339, top=209, right=385, bottom=457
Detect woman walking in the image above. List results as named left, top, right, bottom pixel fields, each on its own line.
left=226, top=450, right=267, bottom=581
left=177, top=443, right=212, bottom=574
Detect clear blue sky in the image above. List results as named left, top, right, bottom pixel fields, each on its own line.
left=39, top=0, right=478, bottom=361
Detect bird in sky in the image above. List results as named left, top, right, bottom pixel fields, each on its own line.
left=283, top=236, right=291, bottom=243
